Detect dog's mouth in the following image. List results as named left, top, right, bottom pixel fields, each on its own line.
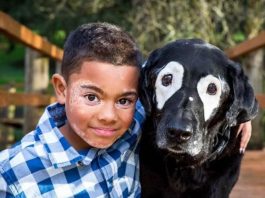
left=167, top=148, right=206, bottom=167
left=166, top=146, right=187, bottom=154
left=163, top=143, right=207, bottom=167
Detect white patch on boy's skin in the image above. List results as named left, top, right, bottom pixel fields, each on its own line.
left=72, top=123, right=115, bottom=149
left=197, top=75, right=222, bottom=121
left=155, top=61, right=184, bottom=110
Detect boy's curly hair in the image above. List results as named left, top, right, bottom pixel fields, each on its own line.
left=61, top=22, right=142, bottom=81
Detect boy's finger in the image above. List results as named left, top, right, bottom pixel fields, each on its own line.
left=236, top=123, right=244, bottom=137
left=237, top=121, right=252, bottom=153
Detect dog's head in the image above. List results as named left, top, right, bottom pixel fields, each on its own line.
left=140, top=39, right=258, bottom=165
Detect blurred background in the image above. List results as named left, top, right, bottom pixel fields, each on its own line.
left=0, top=1, right=265, bottom=197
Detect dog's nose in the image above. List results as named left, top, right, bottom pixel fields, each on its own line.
left=167, top=128, right=192, bottom=143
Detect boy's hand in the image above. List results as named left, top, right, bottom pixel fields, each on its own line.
left=237, top=121, right=252, bottom=154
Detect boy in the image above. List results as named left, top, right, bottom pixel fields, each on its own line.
left=0, top=22, right=145, bottom=197
left=0, top=22, right=251, bottom=197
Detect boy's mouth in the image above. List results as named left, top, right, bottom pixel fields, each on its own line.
left=93, top=127, right=117, bottom=137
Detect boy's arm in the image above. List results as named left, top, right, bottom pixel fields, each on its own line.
left=237, top=121, right=252, bottom=153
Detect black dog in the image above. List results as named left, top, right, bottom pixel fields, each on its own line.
left=139, top=39, right=258, bottom=198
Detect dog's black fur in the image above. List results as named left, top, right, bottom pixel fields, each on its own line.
left=139, top=39, right=258, bottom=198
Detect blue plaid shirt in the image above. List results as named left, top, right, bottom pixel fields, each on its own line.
left=0, top=101, right=145, bottom=198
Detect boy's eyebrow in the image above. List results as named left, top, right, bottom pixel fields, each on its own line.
left=80, top=84, right=138, bottom=97
left=80, top=84, right=104, bottom=94
left=121, top=91, right=138, bottom=98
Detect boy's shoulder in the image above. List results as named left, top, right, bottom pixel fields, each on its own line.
left=0, top=102, right=66, bottom=168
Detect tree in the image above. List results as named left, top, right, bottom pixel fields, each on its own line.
left=129, top=0, right=265, bottom=56
left=1, top=0, right=134, bottom=47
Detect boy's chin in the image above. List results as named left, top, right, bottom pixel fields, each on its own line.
left=85, top=139, right=115, bottom=149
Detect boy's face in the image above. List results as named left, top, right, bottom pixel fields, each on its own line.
left=53, top=61, right=139, bottom=149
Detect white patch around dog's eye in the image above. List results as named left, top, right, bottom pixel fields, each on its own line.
left=197, top=75, right=222, bottom=121
left=155, top=61, right=184, bottom=109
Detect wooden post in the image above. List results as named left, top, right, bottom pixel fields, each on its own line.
left=242, top=49, right=264, bottom=149
left=55, top=60, right=62, bottom=74
left=23, top=48, right=49, bottom=133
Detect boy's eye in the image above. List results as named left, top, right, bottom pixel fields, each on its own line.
left=84, top=94, right=100, bottom=105
left=117, top=98, right=133, bottom=107
left=87, top=94, right=96, bottom=101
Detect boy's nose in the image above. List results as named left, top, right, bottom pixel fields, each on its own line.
left=98, top=103, right=118, bottom=123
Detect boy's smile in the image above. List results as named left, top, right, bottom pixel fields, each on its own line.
left=53, top=61, right=139, bottom=150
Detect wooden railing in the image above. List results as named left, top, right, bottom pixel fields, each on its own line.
left=255, top=94, right=265, bottom=109
left=0, top=11, right=63, bottom=61
left=0, top=91, right=56, bottom=107
left=0, top=11, right=63, bottom=107
left=225, top=31, right=265, bottom=109
left=226, top=31, right=265, bottom=59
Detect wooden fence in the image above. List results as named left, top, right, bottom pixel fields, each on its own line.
left=0, top=11, right=62, bottom=108
left=0, top=11, right=63, bottom=139
left=0, top=12, right=63, bottom=61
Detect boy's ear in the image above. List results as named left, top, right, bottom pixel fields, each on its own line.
left=52, top=74, right=67, bottom=104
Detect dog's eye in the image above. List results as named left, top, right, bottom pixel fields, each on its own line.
left=162, top=74, right=173, bottom=86
left=207, top=83, right=217, bottom=95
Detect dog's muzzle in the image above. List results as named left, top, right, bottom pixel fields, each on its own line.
left=156, top=108, right=197, bottom=150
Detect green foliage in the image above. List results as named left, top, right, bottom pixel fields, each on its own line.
left=129, top=0, right=265, bottom=55
left=53, top=30, right=66, bottom=45
left=232, top=32, right=246, bottom=43
left=0, top=0, right=265, bottom=66
left=1, top=0, right=134, bottom=47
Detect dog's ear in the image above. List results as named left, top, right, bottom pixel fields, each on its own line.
left=226, top=60, right=259, bottom=126
left=139, top=49, right=161, bottom=115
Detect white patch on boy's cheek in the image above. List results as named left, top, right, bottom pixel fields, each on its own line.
left=197, top=75, right=222, bottom=121
left=72, top=123, right=114, bottom=148
left=68, top=81, right=91, bottom=107
left=70, top=87, right=80, bottom=103
left=155, top=61, right=184, bottom=109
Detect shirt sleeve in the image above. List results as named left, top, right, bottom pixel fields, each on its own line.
left=0, top=174, right=13, bottom=197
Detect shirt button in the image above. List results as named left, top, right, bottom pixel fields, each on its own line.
left=78, top=161, right=84, bottom=166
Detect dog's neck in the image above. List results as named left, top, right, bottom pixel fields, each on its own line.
left=207, top=122, right=240, bottom=162
left=207, top=123, right=231, bottom=162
